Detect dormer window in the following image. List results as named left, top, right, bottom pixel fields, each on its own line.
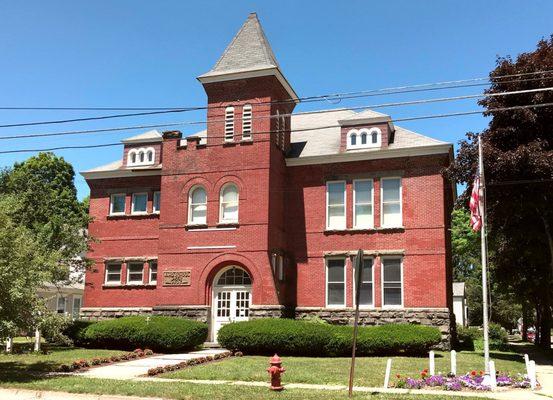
left=346, top=127, right=382, bottom=150
left=127, top=147, right=156, bottom=167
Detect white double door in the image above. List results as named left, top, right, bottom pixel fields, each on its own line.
left=212, top=288, right=251, bottom=341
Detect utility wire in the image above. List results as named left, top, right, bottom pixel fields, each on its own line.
left=1, top=101, right=552, bottom=155
left=0, top=68, right=551, bottom=116
left=1, top=87, right=552, bottom=141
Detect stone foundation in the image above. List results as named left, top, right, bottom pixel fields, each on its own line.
left=295, top=307, right=453, bottom=348
left=249, top=305, right=286, bottom=319
left=80, top=306, right=209, bottom=323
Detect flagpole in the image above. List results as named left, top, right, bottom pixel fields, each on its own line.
left=478, top=134, right=490, bottom=374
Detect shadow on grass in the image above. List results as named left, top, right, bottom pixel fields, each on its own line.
left=0, top=361, right=61, bottom=384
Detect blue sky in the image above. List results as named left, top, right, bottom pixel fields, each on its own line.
left=0, top=0, right=552, bottom=199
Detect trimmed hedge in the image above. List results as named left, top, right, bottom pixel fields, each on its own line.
left=67, top=316, right=208, bottom=353
left=218, top=319, right=441, bottom=356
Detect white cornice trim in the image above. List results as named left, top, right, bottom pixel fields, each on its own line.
left=121, top=137, right=162, bottom=144
left=286, top=144, right=452, bottom=167
left=81, top=167, right=161, bottom=180
left=197, top=67, right=299, bottom=102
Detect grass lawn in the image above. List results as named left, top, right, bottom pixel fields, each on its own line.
left=163, top=348, right=527, bottom=387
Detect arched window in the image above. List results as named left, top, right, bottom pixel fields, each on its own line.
left=242, top=104, right=252, bottom=140
left=147, top=150, right=153, bottom=162
left=224, top=106, right=234, bottom=142
left=220, top=183, right=239, bottom=223
left=351, top=133, right=357, bottom=146
left=371, top=131, right=378, bottom=144
left=131, top=152, right=136, bottom=164
left=127, top=147, right=156, bottom=166
left=361, top=132, right=367, bottom=144
left=189, top=186, right=207, bottom=225
left=216, top=267, right=251, bottom=286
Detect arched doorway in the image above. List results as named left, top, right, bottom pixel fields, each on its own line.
left=211, top=266, right=252, bottom=341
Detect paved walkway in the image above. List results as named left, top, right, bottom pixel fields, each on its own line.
left=79, top=349, right=228, bottom=379
left=0, top=388, right=165, bottom=400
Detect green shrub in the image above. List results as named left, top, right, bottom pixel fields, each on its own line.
left=80, top=316, right=207, bottom=352
left=455, top=325, right=480, bottom=351
left=488, top=322, right=508, bottom=343
left=63, top=320, right=95, bottom=346
left=217, top=318, right=333, bottom=356
left=218, top=319, right=441, bottom=356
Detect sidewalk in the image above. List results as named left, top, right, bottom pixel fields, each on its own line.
left=0, top=388, right=164, bottom=400
left=79, top=349, right=227, bottom=379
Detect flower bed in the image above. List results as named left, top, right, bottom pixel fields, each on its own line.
left=146, top=351, right=233, bottom=376
left=394, top=369, right=534, bottom=391
left=57, top=348, right=154, bottom=372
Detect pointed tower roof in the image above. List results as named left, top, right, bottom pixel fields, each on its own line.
left=198, top=13, right=298, bottom=101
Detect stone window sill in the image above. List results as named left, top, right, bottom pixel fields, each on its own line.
left=217, top=222, right=239, bottom=228
left=107, top=213, right=159, bottom=220
left=324, top=226, right=404, bottom=234
left=185, top=224, right=209, bottom=230
left=102, top=284, right=157, bottom=289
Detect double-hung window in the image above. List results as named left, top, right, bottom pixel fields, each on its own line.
left=189, top=186, right=207, bottom=224
left=72, top=296, right=82, bottom=320
left=220, top=184, right=239, bottom=223
left=355, top=258, right=374, bottom=307
left=153, top=191, right=161, bottom=214
left=326, top=181, right=346, bottom=229
left=353, top=179, right=373, bottom=228
left=110, top=194, right=126, bottom=215
left=132, top=193, right=148, bottom=214
left=149, top=260, right=158, bottom=285
left=127, top=262, right=144, bottom=285
left=381, top=178, right=402, bottom=227
left=382, top=257, right=403, bottom=307
left=105, top=263, right=122, bottom=285
left=326, top=258, right=346, bottom=307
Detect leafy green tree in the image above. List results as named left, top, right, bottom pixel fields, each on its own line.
left=446, top=36, right=553, bottom=348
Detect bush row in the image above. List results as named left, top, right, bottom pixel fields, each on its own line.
left=146, top=351, right=233, bottom=376
left=456, top=323, right=509, bottom=351
left=64, top=316, right=208, bottom=353
left=217, top=319, right=442, bottom=356
left=57, top=348, right=154, bottom=372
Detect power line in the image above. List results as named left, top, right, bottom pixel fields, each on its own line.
left=2, top=87, right=552, bottom=141
left=1, top=101, right=552, bottom=155
left=488, top=178, right=553, bottom=186
left=0, top=68, right=551, bottom=118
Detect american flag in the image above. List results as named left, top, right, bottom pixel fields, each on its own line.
left=469, top=173, right=482, bottom=231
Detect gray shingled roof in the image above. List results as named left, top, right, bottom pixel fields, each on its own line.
left=121, top=129, right=162, bottom=143
left=199, top=13, right=279, bottom=78
left=288, top=108, right=449, bottom=158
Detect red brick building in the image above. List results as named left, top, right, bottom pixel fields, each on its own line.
left=82, top=13, right=455, bottom=342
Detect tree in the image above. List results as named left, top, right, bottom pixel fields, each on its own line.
left=446, top=36, right=553, bottom=348
left=0, top=153, right=89, bottom=340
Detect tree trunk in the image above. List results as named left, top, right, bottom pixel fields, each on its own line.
left=522, top=302, right=529, bottom=341
left=537, top=212, right=553, bottom=349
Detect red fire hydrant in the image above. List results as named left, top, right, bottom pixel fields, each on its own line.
left=267, top=354, right=285, bottom=391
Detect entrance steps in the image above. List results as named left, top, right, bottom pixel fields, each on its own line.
left=203, top=341, right=222, bottom=349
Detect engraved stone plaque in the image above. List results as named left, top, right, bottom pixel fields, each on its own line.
left=163, top=270, right=191, bottom=286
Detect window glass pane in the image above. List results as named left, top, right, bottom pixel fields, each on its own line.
left=372, top=131, right=378, bottom=143
left=383, top=287, right=402, bottom=306
left=355, top=181, right=372, bottom=203
left=382, top=179, right=400, bottom=201
left=153, top=192, right=161, bottom=212
left=359, top=283, right=373, bottom=306
left=106, top=264, right=121, bottom=282
left=382, top=205, right=401, bottom=226
left=72, top=298, right=81, bottom=319
left=362, top=258, right=373, bottom=282
left=355, top=205, right=372, bottom=226
left=328, top=183, right=345, bottom=205
left=222, top=186, right=238, bottom=203
left=191, top=188, right=206, bottom=204
left=328, top=205, right=345, bottom=227
left=383, top=259, right=401, bottom=281
left=351, top=134, right=356, bottom=145
left=128, top=263, right=143, bottom=283
left=57, top=297, right=66, bottom=312
left=150, top=261, right=157, bottom=283
left=112, top=195, right=125, bottom=213
left=328, top=283, right=345, bottom=305
left=361, top=133, right=367, bottom=144
left=222, top=204, right=238, bottom=221
left=327, top=259, right=344, bottom=282
left=192, top=204, right=207, bottom=223
left=133, top=194, right=147, bottom=213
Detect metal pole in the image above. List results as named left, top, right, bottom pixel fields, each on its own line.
left=478, top=135, right=490, bottom=374
left=348, top=250, right=364, bottom=397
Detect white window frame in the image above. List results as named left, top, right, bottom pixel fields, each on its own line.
left=104, top=263, right=122, bottom=285
left=72, top=295, right=82, bottom=320
left=219, top=183, right=239, bottom=223
left=224, top=106, right=235, bottom=142
left=326, top=180, right=346, bottom=230
left=353, top=257, right=375, bottom=308
left=353, top=179, right=374, bottom=229
left=126, top=261, right=144, bottom=285
left=131, top=192, right=148, bottom=215
left=325, top=257, right=346, bottom=308
left=110, top=193, right=126, bottom=216
left=188, top=185, right=207, bottom=225
left=380, top=177, right=403, bottom=228
left=127, top=147, right=156, bottom=167
left=153, top=191, right=161, bottom=214
left=149, top=260, right=158, bottom=285
left=242, top=104, right=252, bottom=140
left=346, top=127, right=382, bottom=150
left=381, top=256, right=404, bottom=308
